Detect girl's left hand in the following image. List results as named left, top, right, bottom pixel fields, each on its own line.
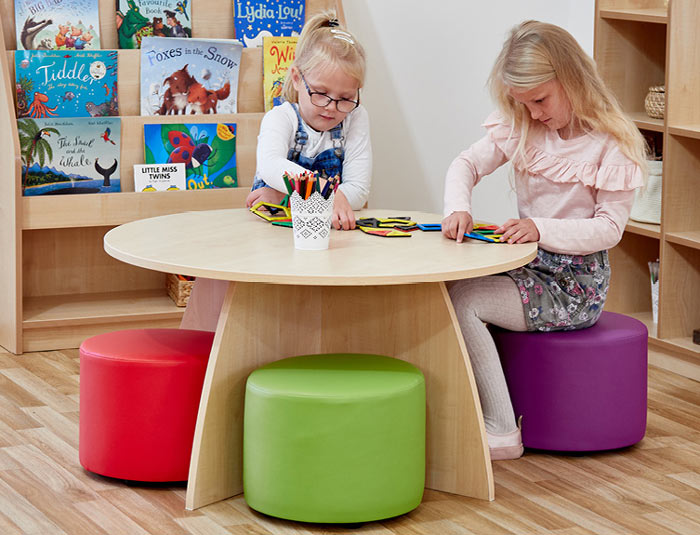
left=497, top=218, right=540, bottom=244
left=331, top=190, right=356, bottom=230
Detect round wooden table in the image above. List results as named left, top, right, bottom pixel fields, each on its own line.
left=104, top=208, right=537, bottom=510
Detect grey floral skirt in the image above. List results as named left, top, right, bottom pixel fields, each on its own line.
left=504, top=248, right=610, bottom=332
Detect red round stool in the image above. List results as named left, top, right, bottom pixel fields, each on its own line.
left=79, top=329, right=214, bottom=481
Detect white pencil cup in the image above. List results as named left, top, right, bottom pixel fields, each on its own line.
left=289, top=191, right=334, bottom=250
left=650, top=279, right=659, bottom=324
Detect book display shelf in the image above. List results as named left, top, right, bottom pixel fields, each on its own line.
left=0, top=0, right=343, bottom=354
left=595, top=0, right=700, bottom=379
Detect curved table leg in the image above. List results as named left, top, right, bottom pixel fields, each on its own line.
left=185, top=281, right=494, bottom=510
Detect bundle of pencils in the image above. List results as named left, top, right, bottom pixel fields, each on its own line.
left=282, top=171, right=339, bottom=200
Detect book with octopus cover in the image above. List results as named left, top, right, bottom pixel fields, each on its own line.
left=263, top=35, right=297, bottom=112
left=233, top=0, right=305, bottom=47
left=143, top=122, right=237, bottom=190
left=140, top=37, right=243, bottom=115
left=116, top=0, right=192, bottom=49
left=15, top=50, right=118, bottom=119
left=17, top=117, right=121, bottom=196
left=14, top=0, right=101, bottom=51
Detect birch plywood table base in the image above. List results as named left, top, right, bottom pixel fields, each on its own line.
left=103, top=209, right=537, bottom=510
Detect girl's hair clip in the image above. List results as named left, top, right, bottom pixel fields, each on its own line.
left=327, top=18, right=340, bottom=27
left=330, top=28, right=354, bottom=44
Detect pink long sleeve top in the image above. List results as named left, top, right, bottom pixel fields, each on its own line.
left=444, top=112, right=644, bottom=255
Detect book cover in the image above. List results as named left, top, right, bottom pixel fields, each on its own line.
left=116, top=0, right=192, bottom=49
left=133, top=162, right=186, bottom=191
left=15, top=50, right=118, bottom=119
left=140, top=37, right=243, bottom=115
left=263, top=35, right=297, bottom=112
left=233, top=0, right=305, bottom=48
left=143, top=122, right=237, bottom=189
left=15, top=0, right=101, bottom=51
left=18, top=117, right=121, bottom=196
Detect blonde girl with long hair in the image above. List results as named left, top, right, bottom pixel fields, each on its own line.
left=442, top=20, right=647, bottom=460
left=246, top=11, right=370, bottom=230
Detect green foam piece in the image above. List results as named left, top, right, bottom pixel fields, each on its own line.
left=243, top=353, right=426, bottom=523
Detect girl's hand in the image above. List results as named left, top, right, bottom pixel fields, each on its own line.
left=497, top=218, right=540, bottom=244
left=331, top=190, right=356, bottom=230
left=442, top=211, right=473, bottom=243
left=245, top=186, right=286, bottom=208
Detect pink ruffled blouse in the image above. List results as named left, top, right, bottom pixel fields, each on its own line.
left=444, top=111, right=644, bottom=255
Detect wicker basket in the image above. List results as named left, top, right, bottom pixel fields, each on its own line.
left=166, top=274, right=194, bottom=307
left=644, top=85, right=665, bottom=119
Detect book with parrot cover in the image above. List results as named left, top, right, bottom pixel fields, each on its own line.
left=140, top=37, right=243, bottom=115
left=14, top=50, right=118, bottom=119
left=233, top=0, right=305, bottom=47
left=14, top=0, right=101, bottom=51
left=263, top=35, right=297, bottom=112
left=17, top=117, right=121, bottom=196
left=143, top=122, right=238, bottom=190
left=116, top=0, right=192, bottom=49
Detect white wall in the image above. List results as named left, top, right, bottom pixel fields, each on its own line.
left=343, top=1, right=594, bottom=221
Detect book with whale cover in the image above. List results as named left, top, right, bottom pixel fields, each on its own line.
left=14, top=0, right=101, bottom=51
left=15, top=50, right=118, bottom=118
left=17, top=117, right=121, bottom=196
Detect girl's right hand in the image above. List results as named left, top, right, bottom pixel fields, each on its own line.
left=441, top=211, right=473, bottom=243
left=245, top=186, right=286, bottom=208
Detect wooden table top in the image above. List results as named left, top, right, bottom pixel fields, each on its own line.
left=104, top=208, right=537, bottom=286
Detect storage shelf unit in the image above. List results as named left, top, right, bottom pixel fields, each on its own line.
left=0, top=0, right=343, bottom=353
left=595, top=0, right=700, bottom=379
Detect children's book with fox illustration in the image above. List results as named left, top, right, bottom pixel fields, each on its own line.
left=233, top=0, right=305, bottom=47
left=140, top=37, right=243, bottom=115
left=15, top=0, right=101, bottom=51
left=263, top=35, right=297, bottom=112
left=18, top=117, right=121, bottom=196
left=143, top=122, right=237, bottom=190
left=116, top=0, right=192, bottom=49
left=15, top=50, right=118, bottom=118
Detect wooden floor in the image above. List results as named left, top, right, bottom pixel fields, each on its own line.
left=0, top=347, right=699, bottom=535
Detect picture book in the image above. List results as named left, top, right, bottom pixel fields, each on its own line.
left=17, top=117, right=121, bottom=196
left=263, top=35, right=297, bottom=112
left=15, top=50, right=118, bottom=119
left=116, top=0, right=192, bottom=49
left=143, top=123, right=238, bottom=190
left=133, top=163, right=186, bottom=191
left=140, top=37, right=243, bottom=115
left=15, top=0, right=101, bottom=50
left=233, top=0, right=305, bottom=47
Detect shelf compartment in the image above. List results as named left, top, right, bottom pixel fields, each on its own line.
left=594, top=18, right=666, bottom=118
left=663, top=134, right=700, bottom=233
left=23, top=188, right=249, bottom=230
left=626, top=220, right=661, bottom=239
left=665, top=231, right=700, bottom=251
left=605, top=232, right=659, bottom=314
left=657, top=242, right=700, bottom=342
left=23, top=289, right=183, bottom=328
left=599, top=8, right=667, bottom=24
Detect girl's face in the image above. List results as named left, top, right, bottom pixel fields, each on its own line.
left=509, top=79, right=574, bottom=136
left=291, top=65, right=360, bottom=132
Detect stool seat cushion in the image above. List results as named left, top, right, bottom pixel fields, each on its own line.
left=490, top=311, right=648, bottom=451
left=244, top=353, right=425, bottom=523
left=79, top=329, right=214, bottom=481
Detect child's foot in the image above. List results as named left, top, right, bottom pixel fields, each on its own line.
left=486, top=417, right=523, bottom=460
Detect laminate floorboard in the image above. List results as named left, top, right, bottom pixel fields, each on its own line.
left=0, top=347, right=698, bottom=535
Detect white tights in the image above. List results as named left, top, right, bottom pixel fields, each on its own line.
left=447, top=275, right=528, bottom=434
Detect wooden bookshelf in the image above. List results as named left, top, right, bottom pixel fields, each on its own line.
left=595, top=0, right=700, bottom=380
left=0, top=0, right=344, bottom=353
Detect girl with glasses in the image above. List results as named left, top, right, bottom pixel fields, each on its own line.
left=442, top=21, right=647, bottom=460
left=246, top=11, right=370, bottom=230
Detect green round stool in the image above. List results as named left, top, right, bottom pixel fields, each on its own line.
left=243, top=353, right=426, bottom=523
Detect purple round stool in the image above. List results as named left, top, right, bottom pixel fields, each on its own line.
left=489, top=311, right=648, bottom=452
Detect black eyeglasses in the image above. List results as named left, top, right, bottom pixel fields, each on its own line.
left=300, top=72, right=360, bottom=113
